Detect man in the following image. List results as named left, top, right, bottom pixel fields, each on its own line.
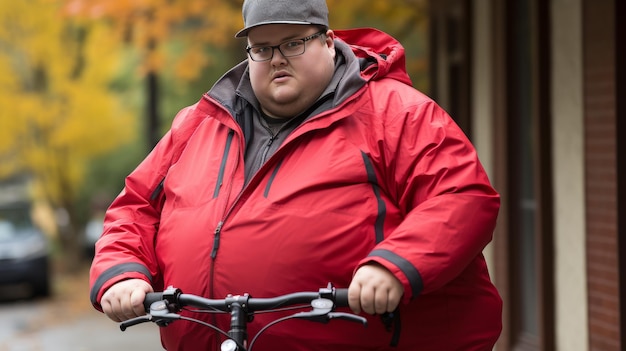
left=90, top=0, right=503, bottom=349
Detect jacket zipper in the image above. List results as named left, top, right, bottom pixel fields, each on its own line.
left=208, top=129, right=239, bottom=350
left=209, top=121, right=278, bottom=259
left=261, top=136, right=276, bottom=165
left=210, top=221, right=224, bottom=259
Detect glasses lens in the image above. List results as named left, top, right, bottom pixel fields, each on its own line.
left=279, top=40, right=305, bottom=57
left=249, top=47, right=272, bottom=61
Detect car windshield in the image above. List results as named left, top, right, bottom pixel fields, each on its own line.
left=0, top=205, right=34, bottom=240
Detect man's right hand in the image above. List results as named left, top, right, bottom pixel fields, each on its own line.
left=101, top=279, right=153, bottom=322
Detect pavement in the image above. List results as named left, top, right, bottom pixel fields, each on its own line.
left=0, top=266, right=163, bottom=351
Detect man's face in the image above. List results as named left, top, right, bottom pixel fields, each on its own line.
left=247, top=24, right=336, bottom=118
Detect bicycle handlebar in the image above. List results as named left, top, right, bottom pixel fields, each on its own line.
left=122, top=283, right=365, bottom=351
left=143, top=286, right=350, bottom=313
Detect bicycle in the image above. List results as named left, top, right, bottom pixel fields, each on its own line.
left=119, top=283, right=368, bottom=351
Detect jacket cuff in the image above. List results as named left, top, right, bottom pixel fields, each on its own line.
left=366, top=249, right=423, bottom=300
left=90, top=262, right=153, bottom=309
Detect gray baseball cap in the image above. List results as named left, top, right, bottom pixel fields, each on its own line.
left=235, top=0, right=329, bottom=38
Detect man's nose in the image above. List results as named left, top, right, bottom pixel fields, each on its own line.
left=270, top=47, right=288, bottom=64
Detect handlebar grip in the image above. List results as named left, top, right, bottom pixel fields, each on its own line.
left=144, top=292, right=164, bottom=311
left=334, top=288, right=349, bottom=307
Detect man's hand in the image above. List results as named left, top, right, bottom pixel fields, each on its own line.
left=101, top=279, right=153, bottom=322
left=348, top=263, right=404, bottom=315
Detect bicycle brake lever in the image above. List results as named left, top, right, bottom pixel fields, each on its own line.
left=292, top=310, right=369, bottom=327
left=292, top=310, right=332, bottom=323
left=143, top=299, right=183, bottom=327
left=120, top=307, right=183, bottom=331
left=149, top=307, right=182, bottom=327
left=291, top=298, right=368, bottom=327
left=120, top=315, right=153, bottom=331
left=327, top=312, right=368, bottom=326
left=291, top=298, right=333, bottom=323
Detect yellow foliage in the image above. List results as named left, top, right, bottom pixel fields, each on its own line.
left=0, top=0, right=135, bottom=205
left=65, top=0, right=241, bottom=78
left=174, top=46, right=210, bottom=82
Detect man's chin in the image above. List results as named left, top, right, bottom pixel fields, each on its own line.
left=268, top=90, right=300, bottom=105
left=263, top=99, right=305, bottom=118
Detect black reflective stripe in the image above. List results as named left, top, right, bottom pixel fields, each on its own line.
left=264, top=159, right=284, bottom=198
left=361, top=151, right=386, bottom=243
left=150, top=177, right=165, bottom=201
left=214, top=131, right=234, bottom=198
left=368, top=249, right=423, bottom=298
left=90, top=262, right=152, bottom=305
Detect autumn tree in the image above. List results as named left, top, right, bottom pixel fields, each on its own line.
left=65, top=0, right=243, bottom=149
left=0, top=1, right=136, bottom=269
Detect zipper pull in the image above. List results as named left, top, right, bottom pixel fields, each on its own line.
left=210, top=221, right=224, bottom=259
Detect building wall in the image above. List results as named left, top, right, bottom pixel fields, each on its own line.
left=551, top=0, right=588, bottom=349
left=472, top=0, right=591, bottom=349
left=471, top=0, right=496, bottom=272
left=583, top=0, right=621, bottom=349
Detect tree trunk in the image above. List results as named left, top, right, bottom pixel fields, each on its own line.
left=146, top=70, right=160, bottom=151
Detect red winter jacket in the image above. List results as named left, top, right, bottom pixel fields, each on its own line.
left=90, top=28, right=502, bottom=351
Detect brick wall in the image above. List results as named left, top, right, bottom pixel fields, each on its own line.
left=583, top=1, right=620, bottom=350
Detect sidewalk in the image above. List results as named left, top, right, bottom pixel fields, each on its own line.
left=0, top=266, right=163, bottom=351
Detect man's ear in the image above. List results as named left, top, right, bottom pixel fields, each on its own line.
left=325, top=30, right=336, bottom=55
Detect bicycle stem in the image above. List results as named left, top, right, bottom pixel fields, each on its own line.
left=228, top=301, right=248, bottom=348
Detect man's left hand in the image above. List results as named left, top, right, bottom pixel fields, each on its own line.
left=348, top=263, right=404, bottom=315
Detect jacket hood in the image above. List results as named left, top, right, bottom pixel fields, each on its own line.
left=333, top=27, right=413, bottom=86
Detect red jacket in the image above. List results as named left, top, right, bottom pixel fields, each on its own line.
left=90, top=28, right=501, bottom=351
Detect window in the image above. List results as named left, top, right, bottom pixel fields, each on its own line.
left=496, top=0, right=555, bottom=349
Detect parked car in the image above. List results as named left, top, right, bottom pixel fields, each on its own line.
left=0, top=201, right=51, bottom=297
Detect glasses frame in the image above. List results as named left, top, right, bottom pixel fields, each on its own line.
left=246, top=31, right=326, bottom=62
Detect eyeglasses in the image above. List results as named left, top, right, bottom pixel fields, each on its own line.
left=246, top=31, right=326, bottom=62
